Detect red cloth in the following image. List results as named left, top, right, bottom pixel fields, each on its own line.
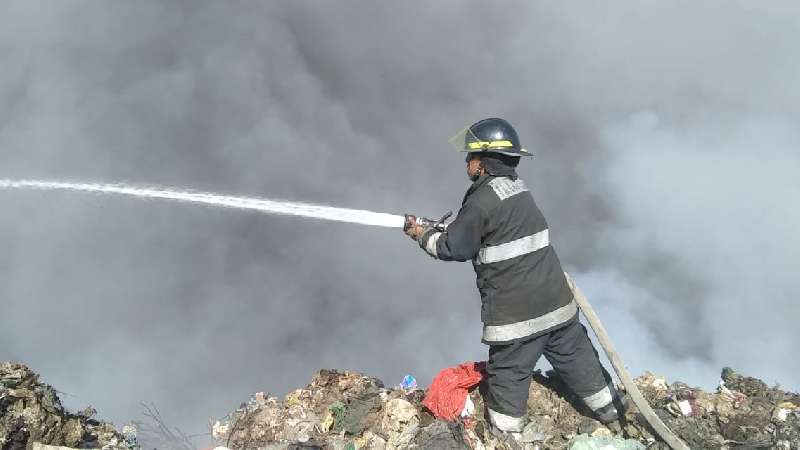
left=422, top=361, right=486, bottom=421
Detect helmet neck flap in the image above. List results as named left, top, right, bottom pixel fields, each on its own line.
left=470, top=152, right=520, bottom=182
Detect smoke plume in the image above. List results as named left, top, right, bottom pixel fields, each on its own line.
left=1, top=0, right=798, bottom=434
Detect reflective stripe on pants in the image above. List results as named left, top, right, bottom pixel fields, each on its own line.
left=485, top=319, right=618, bottom=427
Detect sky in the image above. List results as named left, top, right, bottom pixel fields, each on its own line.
left=1, top=0, right=799, bottom=437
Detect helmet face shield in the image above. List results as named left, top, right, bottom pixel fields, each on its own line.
left=448, top=125, right=484, bottom=154
left=448, top=120, right=532, bottom=157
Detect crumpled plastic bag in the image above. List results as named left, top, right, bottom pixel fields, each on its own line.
left=422, top=361, right=485, bottom=421
left=568, top=434, right=646, bottom=450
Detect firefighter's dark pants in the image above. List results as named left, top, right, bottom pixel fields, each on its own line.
left=485, top=319, right=619, bottom=430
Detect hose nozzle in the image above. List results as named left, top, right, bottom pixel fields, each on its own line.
left=403, top=211, right=452, bottom=232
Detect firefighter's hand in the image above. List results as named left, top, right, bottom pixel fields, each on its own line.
left=404, top=215, right=423, bottom=240
left=405, top=224, right=426, bottom=240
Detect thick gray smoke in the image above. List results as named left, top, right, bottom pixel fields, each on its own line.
left=2, top=0, right=798, bottom=435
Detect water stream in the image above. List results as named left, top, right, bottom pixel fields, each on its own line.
left=0, top=179, right=405, bottom=228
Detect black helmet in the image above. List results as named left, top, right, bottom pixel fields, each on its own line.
left=449, top=117, right=532, bottom=157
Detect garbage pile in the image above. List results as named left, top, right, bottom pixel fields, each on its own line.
left=0, top=363, right=127, bottom=450
left=3, top=360, right=798, bottom=449
left=213, top=366, right=800, bottom=450
left=637, top=368, right=800, bottom=449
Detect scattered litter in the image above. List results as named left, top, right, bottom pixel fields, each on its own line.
left=774, top=401, right=800, bottom=422
left=211, top=420, right=230, bottom=440
left=667, top=399, right=693, bottom=417
left=520, top=420, right=547, bottom=443
left=5, top=361, right=799, bottom=450
left=460, top=396, right=475, bottom=418
left=286, top=442, right=323, bottom=450
left=413, top=420, right=469, bottom=449
left=568, top=434, right=646, bottom=450
left=590, top=425, right=612, bottom=438
left=339, top=392, right=381, bottom=436
left=121, top=424, right=139, bottom=450
left=0, top=363, right=124, bottom=450
left=381, top=398, right=419, bottom=448
left=400, top=375, right=418, bottom=391
left=637, top=372, right=668, bottom=391
left=32, top=444, right=89, bottom=450
left=422, top=361, right=485, bottom=421
left=210, top=365, right=800, bottom=449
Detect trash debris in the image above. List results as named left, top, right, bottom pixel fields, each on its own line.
left=209, top=364, right=800, bottom=450
left=32, top=444, right=96, bottom=450
left=400, top=375, right=418, bottom=391
left=0, top=363, right=125, bottom=450
left=774, top=401, right=800, bottom=422
left=666, top=399, right=693, bottom=417
left=422, top=362, right=485, bottom=421
left=413, top=420, right=469, bottom=449
left=520, top=420, right=547, bottom=443
left=568, top=434, right=645, bottom=450
left=212, top=420, right=231, bottom=440
left=4, top=418, right=28, bottom=450
left=381, top=398, right=419, bottom=448
left=10, top=360, right=798, bottom=450
left=460, top=396, right=475, bottom=418
left=121, top=424, right=139, bottom=450
left=338, top=392, right=381, bottom=436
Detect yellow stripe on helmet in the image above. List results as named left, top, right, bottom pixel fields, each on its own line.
left=467, top=140, right=514, bottom=150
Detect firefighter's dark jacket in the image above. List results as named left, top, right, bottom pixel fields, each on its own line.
left=417, top=173, right=576, bottom=344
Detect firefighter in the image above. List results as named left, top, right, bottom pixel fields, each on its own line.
left=405, top=118, right=622, bottom=441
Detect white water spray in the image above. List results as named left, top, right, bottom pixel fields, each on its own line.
left=0, top=179, right=405, bottom=228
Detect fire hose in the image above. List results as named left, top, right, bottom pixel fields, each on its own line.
left=564, top=272, right=690, bottom=450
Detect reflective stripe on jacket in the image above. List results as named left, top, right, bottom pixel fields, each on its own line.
left=418, top=174, right=575, bottom=344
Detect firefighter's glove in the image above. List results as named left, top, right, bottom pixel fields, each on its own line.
left=403, top=215, right=425, bottom=241
left=405, top=223, right=426, bottom=241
